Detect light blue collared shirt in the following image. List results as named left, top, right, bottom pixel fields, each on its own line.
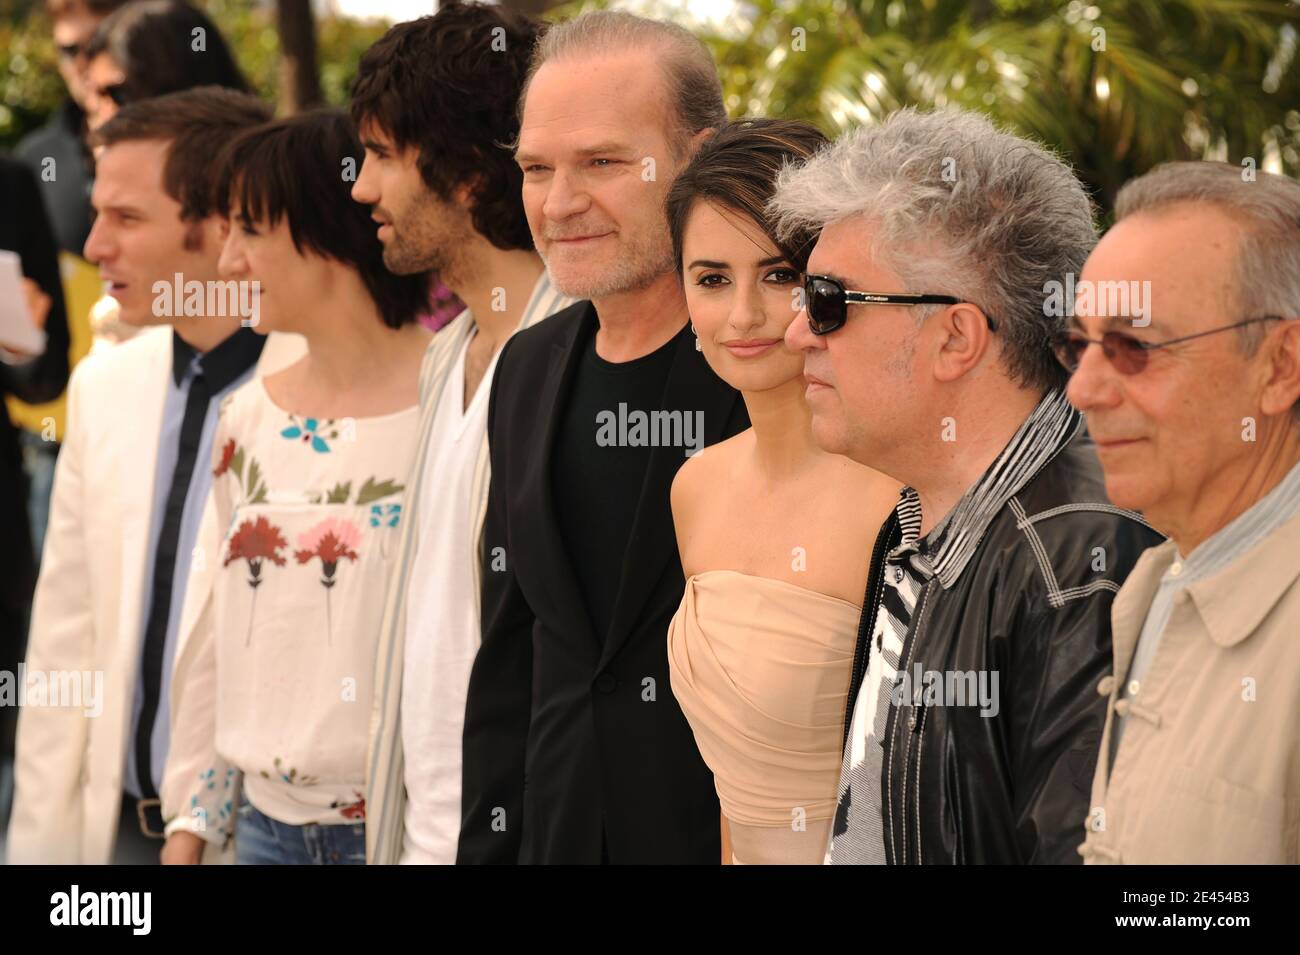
left=124, top=330, right=262, bottom=799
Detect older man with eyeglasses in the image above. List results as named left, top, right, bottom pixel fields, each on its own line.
left=1065, top=161, right=1300, bottom=864
left=776, top=107, right=1164, bottom=864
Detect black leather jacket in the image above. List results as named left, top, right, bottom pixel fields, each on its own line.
left=847, top=428, right=1164, bottom=864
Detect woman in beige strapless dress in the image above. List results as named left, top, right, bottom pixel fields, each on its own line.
left=668, top=570, right=861, bottom=863
left=662, top=120, right=899, bottom=864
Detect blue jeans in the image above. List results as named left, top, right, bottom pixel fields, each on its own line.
left=234, top=797, right=366, bottom=865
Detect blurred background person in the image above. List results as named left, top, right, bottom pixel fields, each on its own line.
left=664, top=118, right=900, bottom=864
left=0, top=155, right=71, bottom=840
left=15, top=0, right=129, bottom=255
left=83, top=0, right=249, bottom=132
left=161, top=108, right=430, bottom=865
left=9, top=0, right=129, bottom=599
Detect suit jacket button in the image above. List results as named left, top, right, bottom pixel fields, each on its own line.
left=1097, top=674, right=1115, bottom=696
left=595, top=673, right=617, bottom=694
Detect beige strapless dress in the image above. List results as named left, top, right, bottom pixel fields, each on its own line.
left=666, top=570, right=860, bottom=865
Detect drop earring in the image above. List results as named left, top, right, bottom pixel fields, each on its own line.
left=691, top=323, right=702, bottom=351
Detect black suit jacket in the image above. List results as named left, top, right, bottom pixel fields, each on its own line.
left=459, top=300, right=749, bottom=864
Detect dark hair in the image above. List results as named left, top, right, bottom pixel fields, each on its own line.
left=216, top=108, right=431, bottom=330
left=349, top=2, right=541, bottom=252
left=666, top=118, right=829, bottom=274
left=85, top=0, right=249, bottom=104
left=90, top=85, right=271, bottom=222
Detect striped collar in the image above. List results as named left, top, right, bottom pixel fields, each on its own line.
left=1176, top=459, right=1300, bottom=585
left=888, top=388, right=1083, bottom=588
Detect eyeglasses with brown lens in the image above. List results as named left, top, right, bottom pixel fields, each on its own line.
left=1051, top=316, right=1288, bottom=375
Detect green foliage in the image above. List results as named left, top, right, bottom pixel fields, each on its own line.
left=0, top=0, right=391, bottom=150
left=7, top=0, right=1296, bottom=209
left=0, top=15, right=66, bottom=149
left=202, top=0, right=389, bottom=108
left=549, top=0, right=1300, bottom=211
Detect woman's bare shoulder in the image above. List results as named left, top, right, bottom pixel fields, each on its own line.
left=672, top=428, right=750, bottom=508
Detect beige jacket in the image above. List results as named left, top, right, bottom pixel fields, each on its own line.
left=1080, top=509, right=1300, bottom=864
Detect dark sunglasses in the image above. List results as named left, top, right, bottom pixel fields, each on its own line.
left=803, top=274, right=998, bottom=336
left=1051, top=316, right=1287, bottom=376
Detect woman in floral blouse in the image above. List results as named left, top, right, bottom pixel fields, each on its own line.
left=160, top=109, right=431, bottom=864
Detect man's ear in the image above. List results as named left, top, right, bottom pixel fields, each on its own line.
left=1259, top=318, right=1300, bottom=419
left=680, top=126, right=715, bottom=163
left=452, top=172, right=484, bottom=209
left=931, top=302, right=996, bottom=383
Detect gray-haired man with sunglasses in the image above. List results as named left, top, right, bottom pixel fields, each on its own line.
left=1069, top=161, right=1300, bottom=864
left=774, top=107, right=1163, bottom=864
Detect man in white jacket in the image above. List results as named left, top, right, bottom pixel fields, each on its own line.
left=5, top=88, right=302, bottom=864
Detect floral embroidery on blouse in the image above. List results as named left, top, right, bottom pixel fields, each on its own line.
left=193, top=385, right=419, bottom=828
left=294, top=517, right=362, bottom=644
left=215, top=431, right=405, bottom=647
left=280, top=415, right=339, bottom=453
left=320, top=477, right=404, bottom=507
left=224, top=515, right=288, bottom=646
left=369, top=503, right=401, bottom=528
left=357, top=477, right=403, bottom=504
left=330, top=791, right=366, bottom=821
left=179, top=766, right=237, bottom=844
left=259, top=756, right=320, bottom=787
left=213, top=438, right=267, bottom=503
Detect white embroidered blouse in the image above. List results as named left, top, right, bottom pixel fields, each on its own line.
left=163, top=376, right=418, bottom=840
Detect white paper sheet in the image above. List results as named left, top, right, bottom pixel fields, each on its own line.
left=0, top=249, right=49, bottom=357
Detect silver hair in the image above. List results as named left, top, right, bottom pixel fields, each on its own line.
left=770, top=107, right=1098, bottom=392
left=514, top=10, right=725, bottom=153
left=1116, top=161, right=1300, bottom=358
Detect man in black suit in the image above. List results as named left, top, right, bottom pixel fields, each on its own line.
left=458, top=11, right=748, bottom=864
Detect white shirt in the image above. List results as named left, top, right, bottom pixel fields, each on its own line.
left=400, top=330, right=499, bottom=863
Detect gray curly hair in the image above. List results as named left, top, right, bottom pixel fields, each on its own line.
left=770, top=107, right=1097, bottom=392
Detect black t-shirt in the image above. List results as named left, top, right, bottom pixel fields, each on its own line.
left=551, top=321, right=688, bottom=644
